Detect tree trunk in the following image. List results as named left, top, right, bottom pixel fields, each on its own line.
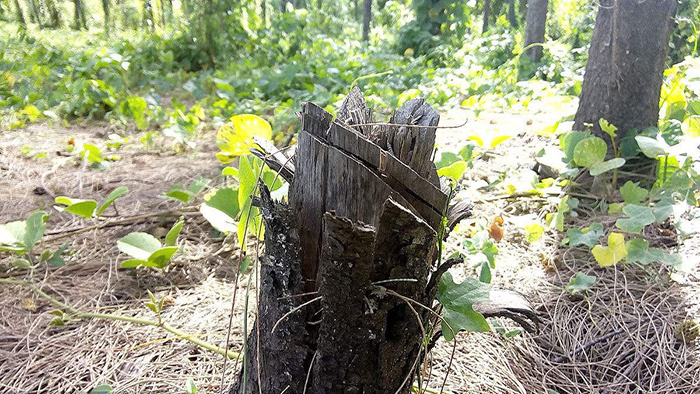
left=281, top=0, right=286, bottom=12
left=482, top=0, right=490, bottom=33
left=228, top=88, right=538, bottom=394
left=573, top=0, right=677, bottom=143
left=27, top=0, right=42, bottom=28
left=45, top=0, right=61, bottom=27
left=72, top=0, right=87, bottom=30
left=362, top=0, right=371, bottom=41
left=101, top=0, right=110, bottom=32
left=523, top=0, right=548, bottom=62
left=261, top=0, right=266, bottom=27
left=354, top=0, right=358, bottom=21
left=13, top=0, right=25, bottom=25
left=508, top=0, right=517, bottom=27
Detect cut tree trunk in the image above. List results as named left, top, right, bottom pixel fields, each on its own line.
left=523, top=0, right=548, bottom=62
left=231, top=88, right=538, bottom=394
left=573, top=0, right=677, bottom=143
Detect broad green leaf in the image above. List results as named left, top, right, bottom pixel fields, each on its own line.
left=0, top=211, right=48, bottom=252
left=559, top=131, right=591, bottom=162
left=565, top=272, right=596, bottom=295
left=238, top=156, right=257, bottom=208
left=187, top=176, right=210, bottom=194
left=96, top=186, right=129, bottom=216
left=524, top=223, right=544, bottom=243
left=479, top=261, right=491, bottom=283
left=620, top=181, right=649, bottom=204
left=165, top=186, right=193, bottom=203
left=589, top=158, right=625, bottom=176
left=437, top=161, right=467, bottom=182
left=216, top=114, right=272, bottom=161
left=615, top=204, right=655, bottom=234
left=165, top=219, right=184, bottom=247
left=222, top=167, right=239, bottom=177
left=635, top=136, right=669, bottom=158
left=591, top=232, right=627, bottom=267
left=681, top=115, right=700, bottom=137
left=573, top=137, right=607, bottom=168
left=23, top=104, right=41, bottom=122
left=437, top=272, right=490, bottom=340
left=81, top=144, right=104, bottom=164
left=567, top=222, right=604, bottom=248
left=185, top=378, right=198, bottom=394
left=47, top=244, right=69, bottom=267
left=608, top=203, right=624, bottom=215
left=626, top=238, right=650, bottom=264
left=598, top=119, right=617, bottom=139
left=200, top=187, right=240, bottom=234
left=145, top=246, right=179, bottom=268
left=55, top=197, right=98, bottom=218
left=652, top=197, right=674, bottom=223
left=435, top=152, right=461, bottom=169
left=262, top=170, right=285, bottom=192
left=121, top=259, right=145, bottom=268
left=117, top=232, right=162, bottom=261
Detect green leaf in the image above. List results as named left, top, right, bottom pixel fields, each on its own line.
left=573, top=137, right=607, bottom=168
left=626, top=238, right=650, bottom=264
left=47, top=244, right=70, bottom=267
left=559, top=131, right=591, bottom=162
left=437, top=272, right=490, bottom=340
left=598, top=119, right=617, bottom=139
left=121, top=259, right=145, bottom=268
left=144, top=246, right=179, bottom=269
left=222, top=167, right=239, bottom=177
left=187, top=176, right=210, bottom=194
left=615, top=204, right=655, bottom=234
left=0, top=211, right=48, bottom=252
left=567, top=222, right=604, bottom=248
left=90, top=385, right=113, bottom=394
left=185, top=378, right=197, bottom=394
left=681, top=115, right=700, bottom=137
left=435, top=152, right=461, bottom=169
left=652, top=197, right=674, bottom=223
left=55, top=196, right=98, bottom=218
left=165, top=219, right=184, bottom=247
left=591, top=232, right=627, bottom=267
left=145, top=302, right=158, bottom=313
left=437, top=160, right=467, bottom=182
left=165, top=186, right=193, bottom=203
left=620, top=181, right=649, bottom=204
left=117, top=232, right=162, bottom=261
left=479, top=261, right=491, bottom=283
left=589, top=158, right=625, bottom=176
left=238, top=156, right=257, bottom=208
left=96, top=186, right=129, bottom=216
left=565, top=272, right=596, bottom=295
left=635, top=136, right=669, bottom=158
left=524, top=223, right=544, bottom=243
left=200, top=187, right=240, bottom=234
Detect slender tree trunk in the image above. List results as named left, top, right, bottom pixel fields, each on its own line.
left=281, top=0, right=286, bottom=12
left=44, top=0, right=60, bottom=27
left=482, top=0, right=490, bottom=33
left=362, top=0, right=371, bottom=41
left=13, top=0, right=25, bottom=25
left=142, top=0, right=153, bottom=29
left=158, top=0, right=165, bottom=27
left=523, top=0, right=548, bottom=62
left=101, top=0, right=110, bottom=32
left=508, top=0, right=517, bottom=27
left=573, top=0, right=677, bottom=142
left=354, top=0, right=358, bottom=21
left=261, top=0, right=266, bottom=27
left=27, top=0, right=42, bottom=28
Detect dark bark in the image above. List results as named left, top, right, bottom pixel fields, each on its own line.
left=27, top=0, right=42, bottom=28
left=230, top=88, right=539, bottom=394
left=354, top=0, right=358, bottom=20
left=482, top=0, right=491, bottom=33
left=261, top=0, right=266, bottom=26
left=362, top=0, right=371, bottom=41
left=72, top=0, right=87, bottom=30
left=508, top=0, right=517, bottom=27
left=573, top=0, right=677, bottom=143
left=13, top=0, right=24, bottom=25
left=101, top=0, right=110, bottom=32
left=523, top=0, right=548, bottom=62
left=281, top=0, right=287, bottom=12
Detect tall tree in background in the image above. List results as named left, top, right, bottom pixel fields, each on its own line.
left=482, top=0, right=491, bottom=33
left=508, top=0, right=517, bottom=27
left=45, top=0, right=61, bottom=28
left=72, top=0, right=87, bottom=30
left=27, top=0, right=42, bottom=28
left=523, top=0, right=548, bottom=62
left=573, top=0, right=677, bottom=143
left=362, top=0, right=371, bottom=41
left=101, top=0, right=110, bottom=33
left=13, top=0, right=25, bottom=26
left=281, top=0, right=287, bottom=12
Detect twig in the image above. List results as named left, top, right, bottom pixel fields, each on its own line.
left=348, top=117, right=468, bottom=130
left=270, top=296, right=323, bottom=334
left=0, top=278, right=239, bottom=359
left=425, top=256, right=464, bottom=297
left=302, top=351, right=317, bottom=394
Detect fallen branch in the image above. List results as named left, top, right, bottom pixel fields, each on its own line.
left=0, top=278, right=239, bottom=359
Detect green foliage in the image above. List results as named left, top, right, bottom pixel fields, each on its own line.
left=437, top=271, right=490, bottom=341
left=117, top=220, right=182, bottom=269
left=565, top=272, right=596, bottom=295
left=165, top=177, right=210, bottom=204
left=55, top=187, right=129, bottom=218
left=0, top=211, right=48, bottom=253
left=90, top=385, right=113, bottom=394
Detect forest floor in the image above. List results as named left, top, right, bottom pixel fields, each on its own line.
left=0, top=97, right=698, bottom=393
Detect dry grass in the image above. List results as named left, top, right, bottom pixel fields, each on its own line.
left=0, top=109, right=698, bottom=393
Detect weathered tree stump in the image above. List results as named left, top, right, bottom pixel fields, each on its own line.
left=232, top=88, right=535, bottom=394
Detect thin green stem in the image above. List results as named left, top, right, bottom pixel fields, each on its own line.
left=0, top=278, right=239, bottom=359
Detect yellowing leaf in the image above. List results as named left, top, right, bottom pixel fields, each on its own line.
left=591, top=232, right=627, bottom=267
left=216, top=114, right=272, bottom=162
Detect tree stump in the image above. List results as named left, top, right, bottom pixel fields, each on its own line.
left=231, top=88, right=534, bottom=393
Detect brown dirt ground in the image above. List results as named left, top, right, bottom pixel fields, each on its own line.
left=0, top=100, right=698, bottom=393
